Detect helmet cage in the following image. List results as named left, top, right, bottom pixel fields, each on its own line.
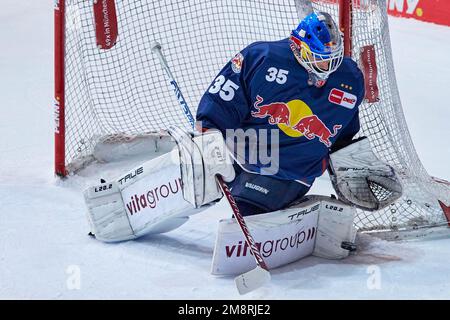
left=290, top=12, right=344, bottom=80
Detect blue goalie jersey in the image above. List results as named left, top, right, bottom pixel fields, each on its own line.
left=196, top=38, right=365, bottom=186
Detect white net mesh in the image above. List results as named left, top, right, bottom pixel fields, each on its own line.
left=61, top=0, right=450, bottom=234
left=63, top=0, right=300, bottom=171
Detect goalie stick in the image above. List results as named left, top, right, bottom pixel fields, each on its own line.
left=151, top=42, right=270, bottom=295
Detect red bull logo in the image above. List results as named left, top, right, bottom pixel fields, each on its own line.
left=251, top=95, right=342, bottom=147
left=251, top=95, right=291, bottom=126
left=231, top=52, right=244, bottom=74
left=291, top=115, right=341, bottom=147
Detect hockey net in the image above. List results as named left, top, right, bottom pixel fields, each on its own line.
left=55, top=0, right=450, bottom=237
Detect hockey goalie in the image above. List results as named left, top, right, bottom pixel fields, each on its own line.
left=84, top=12, right=403, bottom=274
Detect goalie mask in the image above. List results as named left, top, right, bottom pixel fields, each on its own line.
left=290, top=12, right=344, bottom=87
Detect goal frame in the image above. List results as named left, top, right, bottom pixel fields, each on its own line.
left=55, top=0, right=66, bottom=177
left=53, top=0, right=357, bottom=177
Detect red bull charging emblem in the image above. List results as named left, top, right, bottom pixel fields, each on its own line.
left=251, top=95, right=342, bottom=147
left=231, top=52, right=244, bottom=74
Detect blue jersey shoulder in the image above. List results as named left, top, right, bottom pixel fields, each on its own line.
left=330, top=57, right=365, bottom=104
left=242, top=39, right=290, bottom=58
left=239, top=39, right=293, bottom=73
left=340, top=57, right=364, bottom=82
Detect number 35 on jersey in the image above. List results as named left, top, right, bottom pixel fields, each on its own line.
left=208, top=75, right=240, bottom=101
left=208, top=67, right=289, bottom=102
left=266, top=67, right=289, bottom=84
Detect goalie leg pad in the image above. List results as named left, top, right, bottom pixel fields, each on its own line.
left=211, top=195, right=357, bottom=275
left=84, top=127, right=235, bottom=242
left=84, top=181, right=135, bottom=242
left=312, top=196, right=357, bottom=259
left=84, top=149, right=213, bottom=242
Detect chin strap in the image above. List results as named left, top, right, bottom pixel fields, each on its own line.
left=307, top=73, right=328, bottom=88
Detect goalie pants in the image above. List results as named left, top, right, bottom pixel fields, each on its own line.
left=228, top=166, right=311, bottom=216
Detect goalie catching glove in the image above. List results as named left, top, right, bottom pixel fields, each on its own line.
left=328, top=137, right=403, bottom=211
left=84, top=127, right=235, bottom=242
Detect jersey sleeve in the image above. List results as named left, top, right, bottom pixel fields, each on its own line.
left=330, top=110, right=361, bottom=153
left=331, top=70, right=365, bottom=152
left=196, top=43, right=266, bottom=131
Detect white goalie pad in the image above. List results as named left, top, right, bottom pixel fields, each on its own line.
left=84, top=127, right=235, bottom=242
left=211, top=196, right=357, bottom=275
left=329, top=137, right=403, bottom=211
left=84, top=150, right=199, bottom=242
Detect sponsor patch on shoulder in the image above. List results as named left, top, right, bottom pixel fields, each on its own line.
left=328, top=88, right=357, bottom=109
left=231, top=52, right=244, bottom=74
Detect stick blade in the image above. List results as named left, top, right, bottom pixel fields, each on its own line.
left=234, top=266, right=271, bottom=295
